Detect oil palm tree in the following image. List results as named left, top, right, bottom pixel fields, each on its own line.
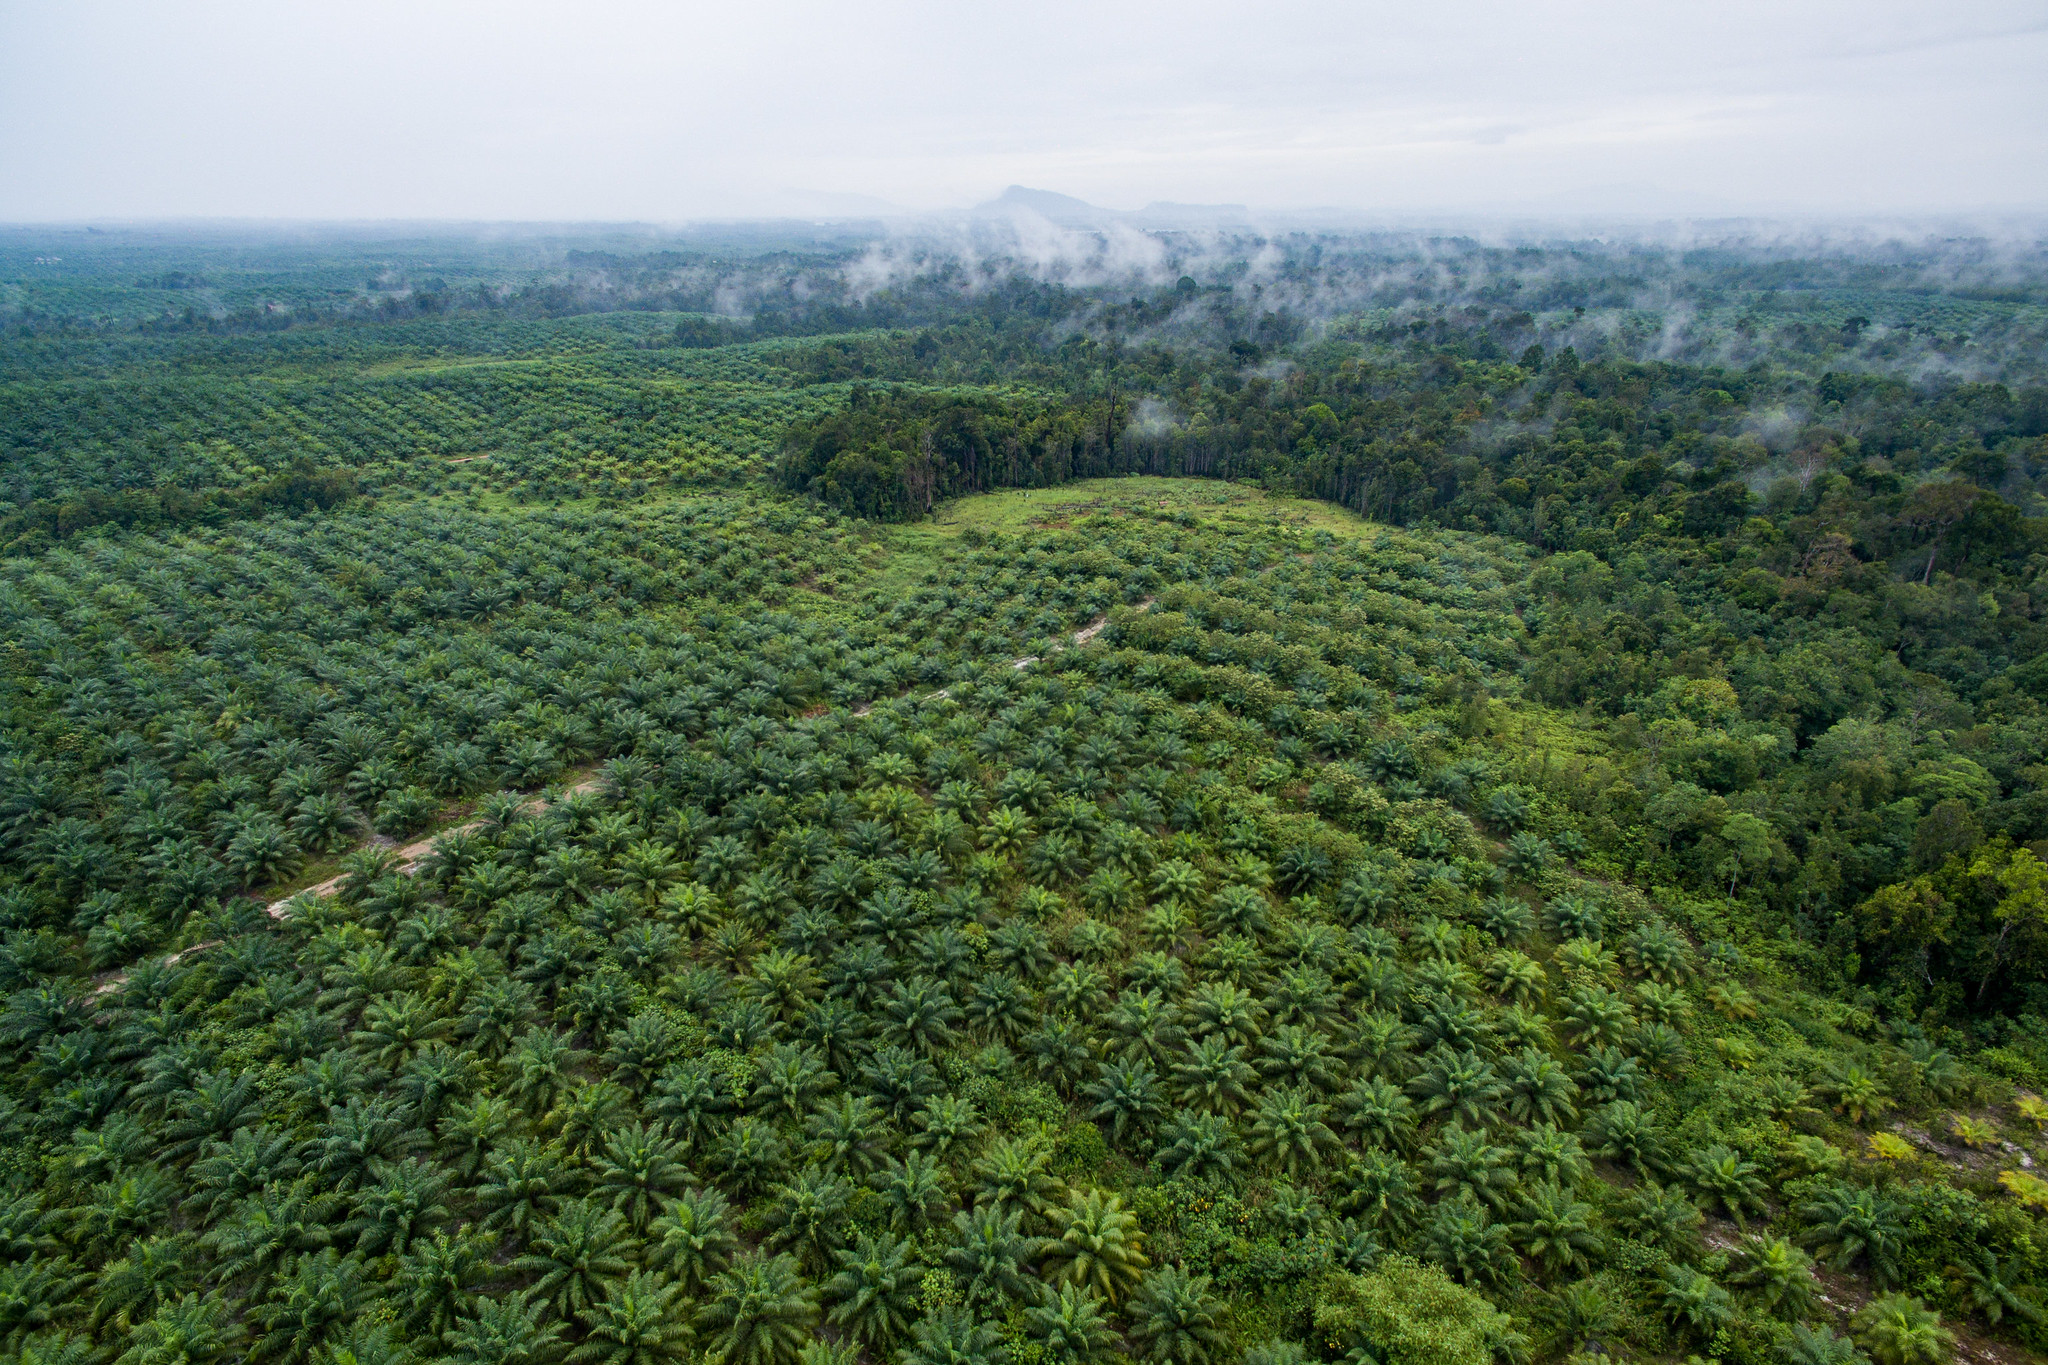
left=987, top=921, right=1054, bottom=981
left=184, top=1126, right=300, bottom=1220
left=695, top=1252, right=817, bottom=1365
left=1425, top=1125, right=1517, bottom=1212
left=397, top=1227, right=495, bottom=1338
left=1407, top=1046, right=1507, bottom=1127
left=1333, top=1075, right=1415, bottom=1152
left=1799, top=1183, right=1906, bottom=1290
left=911, top=1094, right=985, bottom=1159
left=1502, top=1049, right=1579, bottom=1127
left=1949, top=1248, right=2043, bottom=1326
left=1511, top=1182, right=1600, bottom=1277
left=504, top=1028, right=590, bottom=1117
left=1819, top=1063, right=1891, bottom=1125
left=796, top=998, right=870, bottom=1077
left=344, top=1156, right=451, bottom=1258
left=1852, top=1295, right=1953, bottom=1365
left=1085, top=1060, right=1166, bottom=1146
left=436, top=1093, right=521, bottom=1182
left=1170, top=1038, right=1257, bottom=1117
left=1481, top=951, right=1545, bottom=1006
left=475, top=1137, right=569, bottom=1241
left=880, top=1151, right=953, bottom=1234
left=1028, top=1283, right=1117, bottom=1363
left=751, top=1045, right=835, bottom=1124
left=158, top=1069, right=266, bottom=1162
left=199, top=1181, right=338, bottom=1286
left=1620, top=1181, right=1701, bottom=1259
left=1022, top=1019, right=1094, bottom=1097
left=1186, top=982, right=1266, bottom=1050
left=1256, top=1024, right=1337, bottom=1092
left=1045, top=962, right=1111, bottom=1018
left=965, top=971, right=1036, bottom=1042
left=972, top=1136, right=1065, bottom=1230
left=945, top=1203, right=1045, bottom=1310
left=1247, top=1086, right=1341, bottom=1179
left=91, top=1233, right=197, bottom=1332
left=1127, top=1266, right=1226, bottom=1365
left=711, top=1118, right=789, bottom=1198
left=823, top=1231, right=923, bottom=1351
left=1584, top=1100, right=1670, bottom=1177
left=570, top=1270, right=691, bottom=1365
left=762, top=1167, right=851, bottom=1276
left=883, top=977, right=963, bottom=1055
left=441, top=1289, right=562, bottom=1365
left=115, top=1294, right=244, bottom=1365
left=1153, top=1112, right=1240, bottom=1183
left=1681, top=1144, right=1770, bottom=1228
left=1781, top=1323, right=1868, bottom=1365
left=648, top=1061, right=730, bottom=1155
left=803, top=1093, right=887, bottom=1178
left=602, top=1015, right=677, bottom=1096
left=249, top=1248, right=368, bottom=1363
left=1512, top=1123, right=1591, bottom=1187
left=898, top=1306, right=1003, bottom=1365
left=1042, top=1190, right=1149, bottom=1304
left=1728, top=1235, right=1816, bottom=1320
left=592, top=1121, right=691, bottom=1233
left=351, top=991, right=452, bottom=1069
left=1422, top=1195, right=1519, bottom=1288
left=1659, top=1264, right=1733, bottom=1342
left=645, top=1187, right=739, bottom=1295
left=515, top=1198, right=635, bottom=1321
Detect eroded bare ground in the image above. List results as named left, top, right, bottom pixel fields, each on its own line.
left=1896, top=1112, right=2040, bottom=1175
left=96, top=600, right=1165, bottom=990
left=90, top=776, right=603, bottom=998
left=1071, top=611, right=1119, bottom=645
left=1953, top=1319, right=2042, bottom=1365
left=852, top=597, right=1153, bottom=718
left=1705, top=1214, right=2044, bottom=1365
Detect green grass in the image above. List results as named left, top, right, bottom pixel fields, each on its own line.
left=921, top=476, right=1378, bottom=538
left=844, top=478, right=1379, bottom=598
left=789, top=474, right=1537, bottom=641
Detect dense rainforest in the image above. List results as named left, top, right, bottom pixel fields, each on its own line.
left=0, top=222, right=2046, bottom=1365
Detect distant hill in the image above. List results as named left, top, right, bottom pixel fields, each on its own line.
left=970, top=185, right=1115, bottom=226
left=1135, top=199, right=1252, bottom=226
left=971, top=185, right=1253, bottom=228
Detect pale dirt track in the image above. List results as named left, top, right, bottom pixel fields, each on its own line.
left=853, top=598, right=1151, bottom=717
left=91, top=599, right=1156, bottom=998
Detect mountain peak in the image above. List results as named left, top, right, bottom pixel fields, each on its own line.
left=972, top=186, right=1112, bottom=225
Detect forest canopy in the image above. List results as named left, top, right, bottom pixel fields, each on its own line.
left=0, top=223, right=2045, bottom=1365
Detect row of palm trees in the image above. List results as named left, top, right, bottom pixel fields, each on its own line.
left=8, top=731, right=1983, bottom=1365
left=0, top=484, right=2010, bottom=1365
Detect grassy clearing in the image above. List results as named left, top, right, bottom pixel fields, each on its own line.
left=826, top=477, right=1388, bottom=608
left=781, top=475, right=1552, bottom=644
left=921, top=475, right=1381, bottom=539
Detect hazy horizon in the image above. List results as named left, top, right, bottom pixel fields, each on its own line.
left=4, top=0, right=2046, bottom=224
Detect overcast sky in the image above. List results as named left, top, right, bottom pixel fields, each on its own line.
left=3, top=0, right=2045, bottom=222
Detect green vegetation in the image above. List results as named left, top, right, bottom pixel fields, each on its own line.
left=0, top=225, right=2045, bottom=1365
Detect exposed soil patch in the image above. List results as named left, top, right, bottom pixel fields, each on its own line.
left=851, top=598, right=1152, bottom=717
left=91, top=775, right=603, bottom=999
left=1701, top=1214, right=1746, bottom=1253
left=1895, top=1120, right=2016, bottom=1174
left=1953, top=1320, right=2044, bottom=1365
left=1809, top=1262, right=1874, bottom=1320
